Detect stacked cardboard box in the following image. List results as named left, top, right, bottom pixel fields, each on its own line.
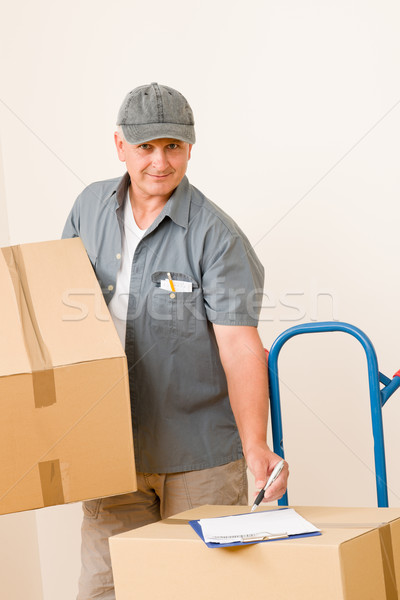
left=0, top=238, right=136, bottom=514
left=110, top=504, right=400, bottom=600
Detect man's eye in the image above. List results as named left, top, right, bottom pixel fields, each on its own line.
left=138, top=144, right=151, bottom=150
left=168, top=143, right=179, bottom=149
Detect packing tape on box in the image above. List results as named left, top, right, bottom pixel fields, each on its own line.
left=379, top=524, right=398, bottom=600
left=1, top=246, right=57, bottom=407
left=38, top=459, right=65, bottom=506
left=32, top=369, right=57, bottom=408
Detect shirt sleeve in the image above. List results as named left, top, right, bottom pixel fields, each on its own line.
left=61, top=195, right=81, bottom=239
left=201, top=228, right=265, bottom=327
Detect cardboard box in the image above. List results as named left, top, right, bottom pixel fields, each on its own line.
left=109, top=505, right=400, bottom=600
left=0, top=238, right=136, bottom=514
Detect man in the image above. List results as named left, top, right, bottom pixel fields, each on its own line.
left=63, top=82, right=288, bottom=600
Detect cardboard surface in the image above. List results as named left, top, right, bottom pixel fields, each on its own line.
left=0, top=238, right=136, bottom=514
left=110, top=505, right=400, bottom=600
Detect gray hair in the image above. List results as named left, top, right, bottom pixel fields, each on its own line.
left=115, top=125, right=126, bottom=141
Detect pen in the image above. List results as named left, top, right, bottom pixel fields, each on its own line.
left=251, top=459, right=285, bottom=512
left=167, top=272, right=176, bottom=292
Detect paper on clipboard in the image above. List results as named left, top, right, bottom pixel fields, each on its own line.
left=197, top=508, right=320, bottom=544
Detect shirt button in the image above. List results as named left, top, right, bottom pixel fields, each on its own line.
left=169, top=293, right=176, bottom=299
left=108, top=284, right=114, bottom=291
left=116, top=253, right=121, bottom=260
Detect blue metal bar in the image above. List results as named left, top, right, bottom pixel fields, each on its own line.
left=379, top=372, right=392, bottom=387
left=381, top=375, right=400, bottom=407
left=268, top=321, right=388, bottom=507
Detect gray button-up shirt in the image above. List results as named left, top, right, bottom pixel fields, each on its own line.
left=62, top=173, right=264, bottom=473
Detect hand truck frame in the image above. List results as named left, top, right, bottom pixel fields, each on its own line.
left=267, top=321, right=400, bottom=507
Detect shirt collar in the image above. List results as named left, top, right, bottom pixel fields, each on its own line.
left=114, top=173, right=190, bottom=229
left=163, top=176, right=190, bottom=229
left=115, top=172, right=130, bottom=207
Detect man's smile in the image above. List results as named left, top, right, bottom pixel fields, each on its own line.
left=145, top=173, right=173, bottom=178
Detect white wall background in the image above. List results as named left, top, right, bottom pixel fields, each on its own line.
left=0, top=141, right=10, bottom=246
left=1, top=1, right=400, bottom=598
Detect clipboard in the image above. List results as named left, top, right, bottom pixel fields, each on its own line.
left=189, top=508, right=322, bottom=548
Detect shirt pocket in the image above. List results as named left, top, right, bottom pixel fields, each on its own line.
left=150, top=271, right=201, bottom=338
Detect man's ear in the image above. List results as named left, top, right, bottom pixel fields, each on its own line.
left=188, top=144, right=193, bottom=160
left=114, top=131, right=126, bottom=162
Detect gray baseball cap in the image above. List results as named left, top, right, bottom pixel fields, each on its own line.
left=117, top=82, right=195, bottom=145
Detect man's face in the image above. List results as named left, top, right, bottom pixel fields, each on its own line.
left=114, top=134, right=192, bottom=202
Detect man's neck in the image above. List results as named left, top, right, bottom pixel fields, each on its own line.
left=128, top=185, right=172, bottom=230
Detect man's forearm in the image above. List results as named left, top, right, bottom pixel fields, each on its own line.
left=213, top=323, right=288, bottom=501
left=213, top=325, right=269, bottom=457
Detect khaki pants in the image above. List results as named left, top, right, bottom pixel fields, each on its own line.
left=77, top=458, right=248, bottom=600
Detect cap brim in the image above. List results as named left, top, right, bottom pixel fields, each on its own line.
left=120, top=123, right=195, bottom=145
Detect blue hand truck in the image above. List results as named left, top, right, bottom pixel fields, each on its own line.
left=267, top=321, right=400, bottom=507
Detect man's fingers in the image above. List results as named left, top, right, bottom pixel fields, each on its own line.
left=263, top=464, right=289, bottom=501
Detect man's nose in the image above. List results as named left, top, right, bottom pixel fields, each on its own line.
left=152, top=149, right=169, bottom=171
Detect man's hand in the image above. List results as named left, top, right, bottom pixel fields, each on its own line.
left=246, top=443, right=289, bottom=503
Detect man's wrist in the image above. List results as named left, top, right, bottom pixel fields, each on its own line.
left=242, top=440, right=270, bottom=458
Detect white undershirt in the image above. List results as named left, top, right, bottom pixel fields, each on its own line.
left=108, top=192, right=146, bottom=347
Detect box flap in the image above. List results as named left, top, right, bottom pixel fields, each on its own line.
left=171, top=505, right=400, bottom=528
left=0, top=238, right=124, bottom=375
left=291, top=506, right=400, bottom=529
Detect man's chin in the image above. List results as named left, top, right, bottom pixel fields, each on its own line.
left=143, top=182, right=177, bottom=198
